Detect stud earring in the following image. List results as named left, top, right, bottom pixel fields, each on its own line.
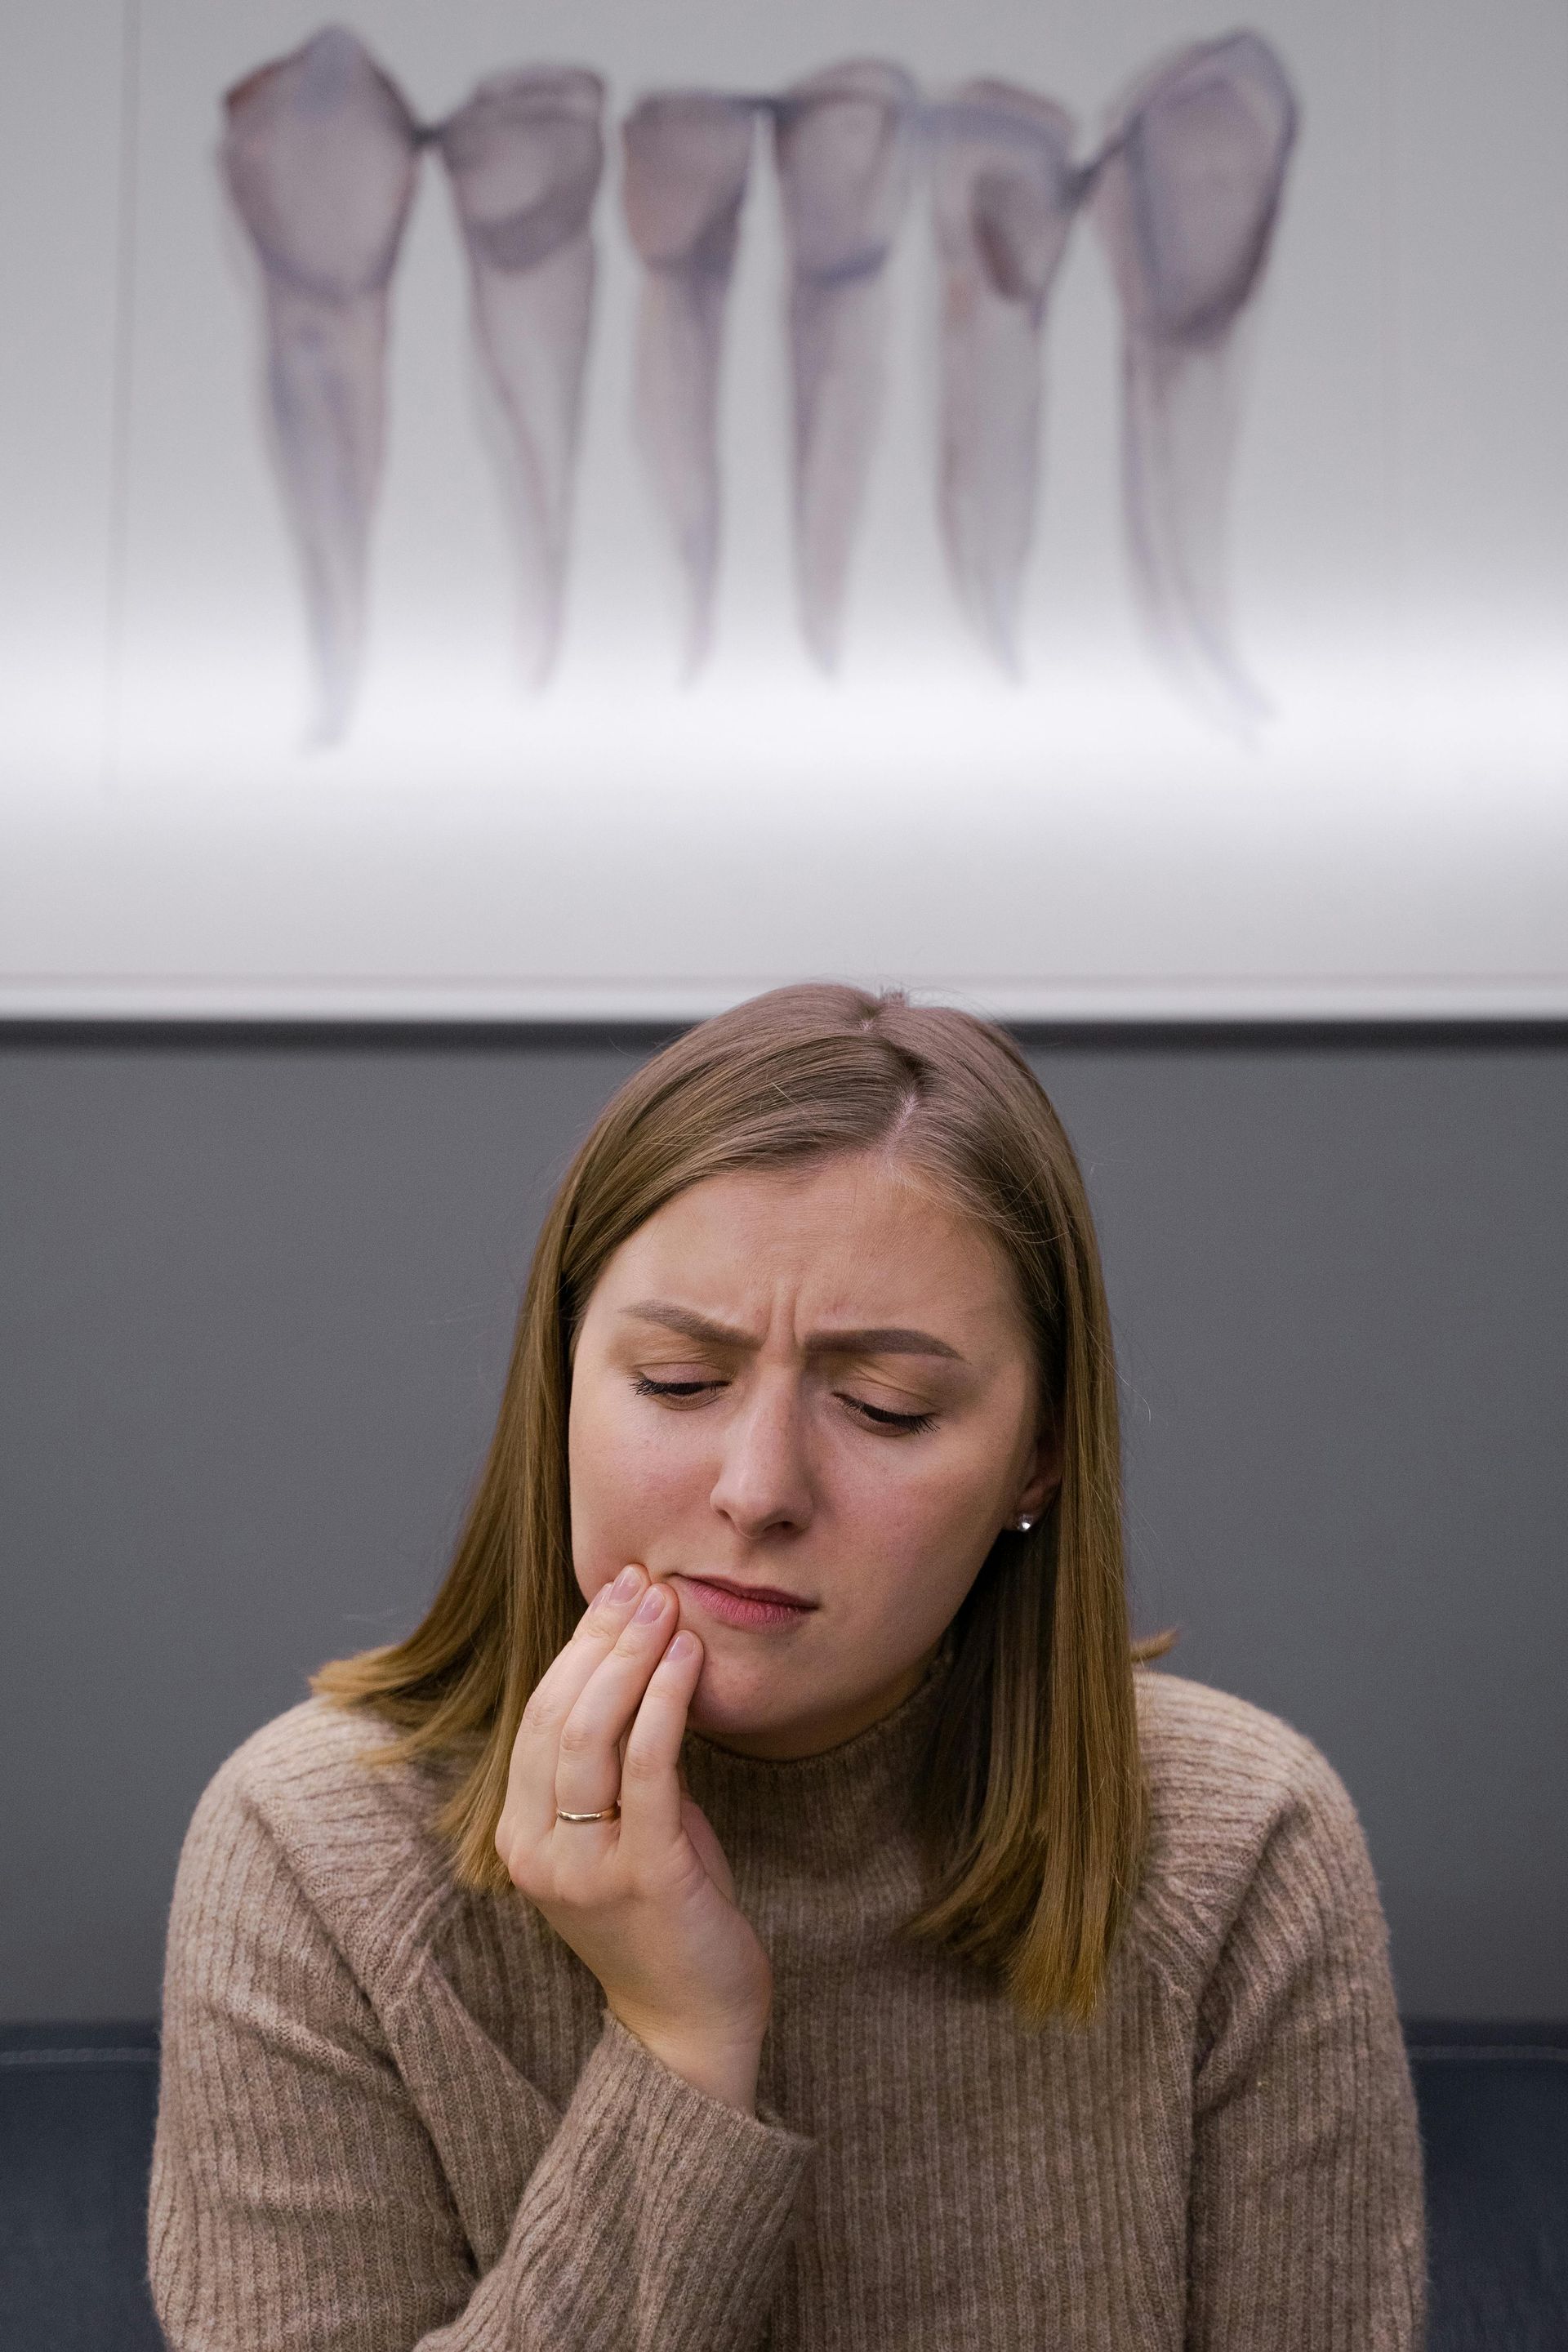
left=1012, top=1514, right=1036, bottom=1535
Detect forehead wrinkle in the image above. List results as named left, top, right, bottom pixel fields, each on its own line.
left=619, top=1298, right=966, bottom=1362
left=620, top=1298, right=756, bottom=1348
left=805, top=1325, right=964, bottom=1361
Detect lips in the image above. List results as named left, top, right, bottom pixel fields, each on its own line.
left=678, top=1575, right=817, bottom=1610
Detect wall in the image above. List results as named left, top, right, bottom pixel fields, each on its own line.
left=2, top=1026, right=1565, bottom=2021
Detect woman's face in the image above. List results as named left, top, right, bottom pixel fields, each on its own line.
left=567, top=1149, right=1060, bottom=1760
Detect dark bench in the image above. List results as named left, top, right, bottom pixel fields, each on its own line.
left=2, top=2020, right=1563, bottom=2348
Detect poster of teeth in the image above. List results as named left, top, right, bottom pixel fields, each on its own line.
left=2, top=0, right=1566, bottom=1018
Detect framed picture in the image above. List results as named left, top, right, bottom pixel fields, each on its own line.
left=2, top=0, right=1564, bottom=1018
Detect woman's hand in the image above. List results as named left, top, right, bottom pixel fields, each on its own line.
left=497, top=1564, right=774, bottom=2091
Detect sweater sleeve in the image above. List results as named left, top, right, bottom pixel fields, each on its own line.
left=1184, top=1747, right=1428, bottom=2350
left=148, top=1766, right=814, bottom=2352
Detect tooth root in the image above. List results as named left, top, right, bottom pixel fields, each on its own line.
left=931, top=82, right=1080, bottom=673
left=221, top=29, right=420, bottom=744
left=621, top=93, right=756, bottom=677
left=1089, top=32, right=1298, bottom=722
left=439, top=69, right=605, bottom=688
left=773, top=60, right=920, bottom=671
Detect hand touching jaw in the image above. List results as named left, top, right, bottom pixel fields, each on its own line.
left=566, top=1149, right=1061, bottom=1762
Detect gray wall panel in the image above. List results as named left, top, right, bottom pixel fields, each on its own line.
left=2, top=1032, right=1564, bottom=2020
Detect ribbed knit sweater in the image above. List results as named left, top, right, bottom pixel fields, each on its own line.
left=148, top=1644, right=1428, bottom=2350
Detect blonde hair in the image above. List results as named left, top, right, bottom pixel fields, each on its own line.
left=313, top=984, right=1176, bottom=2024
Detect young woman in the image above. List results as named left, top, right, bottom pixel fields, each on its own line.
left=149, top=984, right=1426, bottom=2349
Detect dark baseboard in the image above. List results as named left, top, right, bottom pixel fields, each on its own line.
left=1, top=1017, right=1566, bottom=1056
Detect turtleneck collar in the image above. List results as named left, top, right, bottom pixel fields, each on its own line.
left=679, top=1622, right=960, bottom=1878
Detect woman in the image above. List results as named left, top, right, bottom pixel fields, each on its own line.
left=149, top=984, right=1427, bottom=2349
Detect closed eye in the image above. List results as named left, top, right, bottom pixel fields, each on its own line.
left=631, top=1373, right=936, bottom=1435
left=845, top=1399, right=937, bottom=1433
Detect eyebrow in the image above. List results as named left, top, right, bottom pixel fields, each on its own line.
left=620, top=1298, right=965, bottom=1361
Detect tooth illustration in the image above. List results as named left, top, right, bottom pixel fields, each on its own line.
left=439, top=69, right=605, bottom=688
left=931, top=82, right=1081, bottom=673
left=772, top=60, right=920, bottom=671
left=1089, top=32, right=1298, bottom=722
left=621, top=91, right=757, bottom=676
left=221, top=27, right=421, bottom=744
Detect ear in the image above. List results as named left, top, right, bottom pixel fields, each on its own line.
left=1013, top=1401, right=1064, bottom=1522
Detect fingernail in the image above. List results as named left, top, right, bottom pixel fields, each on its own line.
left=634, top=1584, right=666, bottom=1624
left=612, top=1566, right=642, bottom=1601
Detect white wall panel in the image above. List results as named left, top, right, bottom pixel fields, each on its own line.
left=0, top=1, right=127, bottom=784
left=1, top=1, right=1564, bottom=1013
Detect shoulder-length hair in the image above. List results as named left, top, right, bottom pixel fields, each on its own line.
left=313, top=983, right=1175, bottom=2024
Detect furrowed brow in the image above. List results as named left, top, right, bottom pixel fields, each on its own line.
left=620, top=1300, right=964, bottom=1361
left=806, top=1326, right=964, bottom=1361
left=621, top=1300, right=756, bottom=1348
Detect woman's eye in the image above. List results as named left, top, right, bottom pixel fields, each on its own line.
left=631, top=1374, right=722, bottom=1402
left=843, top=1395, right=937, bottom=1435
left=629, top=1373, right=934, bottom=1432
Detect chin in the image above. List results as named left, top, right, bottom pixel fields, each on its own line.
left=682, top=1650, right=783, bottom=1737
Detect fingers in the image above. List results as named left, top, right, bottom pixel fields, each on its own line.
left=501, top=1566, right=645, bottom=1851
left=497, top=1567, right=700, bottom=1869
left=554, top=1577, right=683, bottom=1828
left=612, top=1607, right=702, bottom=1863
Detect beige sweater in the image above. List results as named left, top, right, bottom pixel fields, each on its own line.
left=148, top=1645, right=1427, bottom=2350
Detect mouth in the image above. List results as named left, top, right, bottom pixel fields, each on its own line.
left=687, top=1575, right=816, bottom=1607
left=675, top=1575, right=817, bottom=1630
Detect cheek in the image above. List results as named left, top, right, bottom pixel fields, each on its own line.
left=830, top=1429, right=1008, bottom=1574
left=568, top=1374, right=712, bottom=1553
left=870, top=1411, right=1020, bottom=1561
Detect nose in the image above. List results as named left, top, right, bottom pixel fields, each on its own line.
left=708, top=1374, right=814, bottom=1542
